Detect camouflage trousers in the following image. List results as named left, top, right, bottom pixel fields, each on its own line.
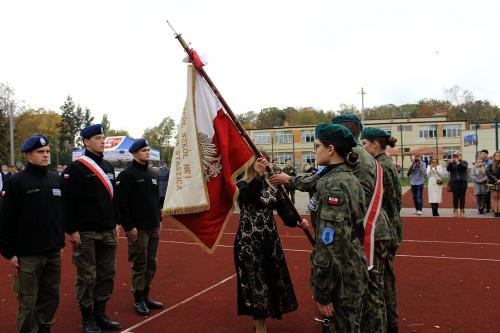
left=360, top=240, right=389, bottom=333
left=13, top=250, right=61, bottom=333
left=320, top=302, right=363, bottom=333
left=128, top=227, right=160, bottom=293
left=72, top=229, right=117, bottom=308
left=383, top=247, right=399, bottom=329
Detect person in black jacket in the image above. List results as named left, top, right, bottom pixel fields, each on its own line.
left=62, top=124, right=121, bottom=333
left=116, top=139, right=163, bottom=316
left=447, top=151, right=469, bottom=217
left=0, top=134, right=64, bottom=333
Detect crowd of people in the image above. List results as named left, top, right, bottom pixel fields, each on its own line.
left=2, top=115, right=500, bottom=333
left=407, top=149, right=500, bottom=217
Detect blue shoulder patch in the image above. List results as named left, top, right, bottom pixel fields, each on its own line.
left=321, top=227, right=335, bottom=245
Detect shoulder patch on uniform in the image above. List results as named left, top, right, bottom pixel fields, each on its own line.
left=116, top=181, right=120, bottom=186
left=1, top=191, right=5, bottom=197
left=321, top=227, right=335, bottom=245
left=63, top=174, right=70, bottom=179
left=327, top=196, right=339, bottom=206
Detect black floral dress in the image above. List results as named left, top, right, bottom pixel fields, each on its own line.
left=234, top=177, right=298, bottom=320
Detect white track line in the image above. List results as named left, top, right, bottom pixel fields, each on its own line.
left=396, top=254, right=500, bottom=263
left=120, top=274, right=236, bottom=333
left=404, top=239, right=500, bottom=246
left=161, top=227, right=306, bottom=238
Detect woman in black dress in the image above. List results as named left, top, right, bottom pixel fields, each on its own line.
left=234, top=155, right=308, bottom=333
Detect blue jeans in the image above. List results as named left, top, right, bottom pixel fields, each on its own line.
left=411, top=184, right=424, bottom=211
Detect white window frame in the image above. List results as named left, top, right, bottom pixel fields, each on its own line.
left=276, top=152, right=293, bottom=164
left=301, top=151, right=315, bottom=165
left=442, top=125, right=461, bottom=138
left=443, top=146, right=460, bottom=160
left=419, top=125, right=437, bottom=139
left=301, top=130, right=315, bottom=143
left=253, top=132, right=271, bottom=144
left=276, top=131, right=293, bottom=144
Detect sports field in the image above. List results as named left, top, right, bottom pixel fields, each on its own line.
left=1, top=207, right=499, bottom=332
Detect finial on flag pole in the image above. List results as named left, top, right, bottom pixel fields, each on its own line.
left=166, top=20, right=179, bottom=36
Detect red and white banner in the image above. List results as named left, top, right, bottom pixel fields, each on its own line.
left=363, top=160, right=384, bottom=270
left=164, top=64, right=254, bottom=253
left=77, top=156, right=114, bottom=199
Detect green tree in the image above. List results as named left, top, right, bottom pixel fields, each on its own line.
left=237, top=111, right=258, bottom=129
left=101, top=113, right=111, bottom=132
left=255, top=107, right=286, bottom=128
left=0, top=83, right=14, bottom=163
left=143, top=116, right=176, bottom=163
left=57, top=96, right=94, bottom=164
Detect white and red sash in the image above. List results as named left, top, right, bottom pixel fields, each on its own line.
left=77, top=156, right=114, bottom=200
left=363, top=160, right=384, bottom=270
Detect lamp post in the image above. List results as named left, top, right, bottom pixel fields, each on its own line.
left=9, top=101, right=15, bottom=165
left=435, top=124, right=439, bottom=158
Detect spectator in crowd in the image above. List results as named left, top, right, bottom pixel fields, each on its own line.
left=407, top=154, right=426, bottom=215
left=157, top=161, right=170, bottom=208
left=426, top=156, right=446, bottom=216
left=271, top=159, right=281, bottom=174
left=487, top=151, right=500, bottom=217
left=447, top=151, right=469, bottom=217
left=2, top=164, right=12, bottom=183
left=9, top=165, right=17, bottom=174
left=472, top=155, right=489, bottom=214
left=56, top=164, right=64, bottom=176
left=480, top=149, right=491, bottom=213
left=0, top=164, right=3, bottom=212
left=281, top=159, right=297, bottom=204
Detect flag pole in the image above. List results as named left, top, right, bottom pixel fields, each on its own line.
left=167, top=23, right=314, bottom=246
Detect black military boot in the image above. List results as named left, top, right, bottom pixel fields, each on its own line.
left=38, top=324, right=51, bottom=333
left=93, top=301, right=121, bottom=331
left=80, top=305, right=101, bottom=333
left=144, top=287, right=164, bottom=309
left=134, top=291, right=150, bottom=316
left=387, top=326, right=399, bottom=333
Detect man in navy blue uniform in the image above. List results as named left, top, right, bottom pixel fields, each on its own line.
left=0, top=134, right=64, bottom=333
left=116, top=139, right=163, bottom=316
left=62, top=124, right=121, bottom=333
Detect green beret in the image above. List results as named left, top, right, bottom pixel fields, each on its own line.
left=315, top=123, right=357, bottom=148
left=331, top=113, right=363, bottom=130
left=360, top=127, right=391, bottom=139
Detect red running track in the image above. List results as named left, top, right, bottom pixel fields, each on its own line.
left=0, top=215, right=499, bottom=332
left=401, top=186, right=478, bottom=209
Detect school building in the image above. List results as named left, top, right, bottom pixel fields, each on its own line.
left=246, top=116, right=497, bottom=172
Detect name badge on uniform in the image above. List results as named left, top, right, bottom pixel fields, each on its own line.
left=106, top=173, right=115, bottom=180
left=1, top=191, right=5, bottom=197
left=321, top=227, right=335, bottom=245
left=327, top=196, right=339, bottom=206
left=52, top=189, right=62, bottom=196
left=307, top=197, right=319, bottom=212
left=26, top=188, right=40, bottom=194
left=137, top=178, right=145, bottom=183
left=152, top=179, right=157, bottom=185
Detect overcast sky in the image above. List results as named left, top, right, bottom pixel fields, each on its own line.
left=1, top=0, right=499, bottom=137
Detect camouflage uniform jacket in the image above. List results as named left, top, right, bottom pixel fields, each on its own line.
left=352, top=146, right=392, bottom=242
left=310, top=163, right=368, bottom=307
left=375, top=153, right=403, bottom=247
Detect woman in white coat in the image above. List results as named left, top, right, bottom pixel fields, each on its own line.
left=427, top=156, right=447, bottom=216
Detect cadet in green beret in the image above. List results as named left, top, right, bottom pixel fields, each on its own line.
left=361, top=127, right=402, bottom=333
left=331, top=115, right=394, bottom=333
left=308, top=123, right=368, bottom=332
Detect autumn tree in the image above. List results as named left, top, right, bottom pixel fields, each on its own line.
left=14, top=108, right=62, bottom=163
left=0, top=83, right=14, bottom=163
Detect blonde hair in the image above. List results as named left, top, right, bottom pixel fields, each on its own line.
left=243, top=152, right=276, bottom=191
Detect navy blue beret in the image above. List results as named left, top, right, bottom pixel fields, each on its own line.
left=80, top=124, right=104, bottom=139
left=21, top=134, right=49, bottom=153
left=129, top=139, right=149, bottom=153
